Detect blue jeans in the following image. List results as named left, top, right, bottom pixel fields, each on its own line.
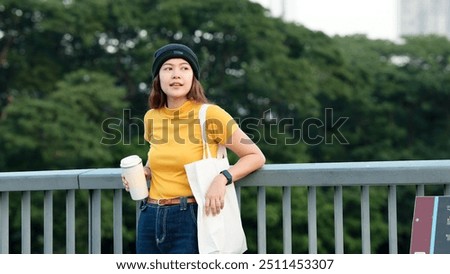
left=136, top=198, right=199, bottom=254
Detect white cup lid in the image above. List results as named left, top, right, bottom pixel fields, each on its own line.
left=120, top=155, right=142, bottom=168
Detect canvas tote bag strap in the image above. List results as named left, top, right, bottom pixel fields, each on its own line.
left=217, top=143, right=227, bottom=159
left=199, top=104, right=212, bottom=159
left=199, top=104, right=228, bottom=160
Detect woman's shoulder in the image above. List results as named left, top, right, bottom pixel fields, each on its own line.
left=205, top=103, right=227, bottom=114
left=143, top=108, right=159, bottom=119
left=205, top=103, right=234, bottom=120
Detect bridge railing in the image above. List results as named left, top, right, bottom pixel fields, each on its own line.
left=1, top=160, right=449, bottom=254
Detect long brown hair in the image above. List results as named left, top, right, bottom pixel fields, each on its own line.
left=148, top=76, right=209, bottom=109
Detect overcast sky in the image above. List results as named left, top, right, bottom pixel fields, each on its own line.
left=251, top=0, right=398, bottom=41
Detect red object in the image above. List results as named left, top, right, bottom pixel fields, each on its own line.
left=409, top=196, right=435, bottom=254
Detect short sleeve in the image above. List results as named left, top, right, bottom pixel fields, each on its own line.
left=205, top=105, right=238, bottom=145
left=143, top=110, right=153, bottom=143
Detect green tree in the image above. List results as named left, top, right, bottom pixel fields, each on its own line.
left=0, top=70, right=128, bottom=170
left=1, top=0, right=449, bottom=254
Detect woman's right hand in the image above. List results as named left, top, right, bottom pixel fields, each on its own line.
left=143, top=165, right=152, bottom=180
left=121, top=176, right=130, bottom=192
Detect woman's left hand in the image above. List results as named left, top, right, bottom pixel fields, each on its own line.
left=204, top=174, right=227, bottom=216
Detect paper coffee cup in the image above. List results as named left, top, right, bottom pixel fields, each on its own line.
left=120, top=155, right=148, bottom=200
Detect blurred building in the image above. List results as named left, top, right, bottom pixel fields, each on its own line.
left=399, top=0, right=450, bottom=38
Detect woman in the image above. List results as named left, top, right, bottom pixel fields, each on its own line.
left=124, top=43, right=265, bottom=254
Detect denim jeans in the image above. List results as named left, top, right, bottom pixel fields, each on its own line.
left=136, top=198, right=199, bottom=254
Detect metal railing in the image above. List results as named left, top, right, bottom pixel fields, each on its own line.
left=1, top=160, right=450, bottom=254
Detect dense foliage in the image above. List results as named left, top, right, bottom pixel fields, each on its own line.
left=1, top=0, right=449, bottom=253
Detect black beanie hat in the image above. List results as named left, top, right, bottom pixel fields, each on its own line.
left=151, top=43, right=200, bottom=80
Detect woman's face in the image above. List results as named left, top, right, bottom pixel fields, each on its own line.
left=158, top=58, right=194, bottom=106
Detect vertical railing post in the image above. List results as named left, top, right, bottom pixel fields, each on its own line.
left=444, top=184, right=450, bottom=196
left=236, top=185, right=241, bottom=207
left=416, top=184, right=425, bottom=196
left=282, top=186, right=292, bottom=254
left=361, top=185, right=371, bottom=254
left=21, top=191, right=31, bottom=254
left=257, top=186, right=266, bottom=254
left=66, top=189, right=76, bottom=254
left=308, top=186, right=317, bottom=254
left=0, top=192, right=9, bottom=254
left=89, top=189, right=102, bottom=254
left=135, top=201, right=140, bottom=233
left=113, top=189, right=123, bottom=254
left=334, top=185, right=344, bottom=254
left=44, top=190, right=53, bottom=254
left=388, top=185, right=398, bottom=254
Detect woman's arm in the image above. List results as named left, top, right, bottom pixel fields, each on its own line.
left=225, top=128, right=266, bottom=181
left=204, top=128, right=265, bottom=216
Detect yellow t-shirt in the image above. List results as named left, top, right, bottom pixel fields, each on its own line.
left=143, top=100, right=238, bottom=199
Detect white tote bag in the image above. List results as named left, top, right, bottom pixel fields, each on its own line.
left=184, top=104, right=247, bottom=254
